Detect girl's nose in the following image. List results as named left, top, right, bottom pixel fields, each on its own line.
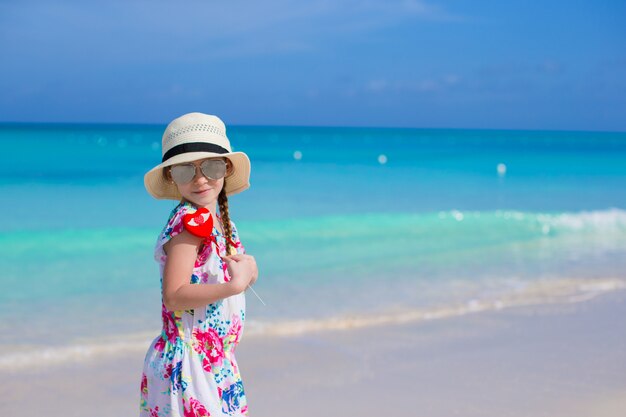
left=192, top=166, right=209, bottom=184
left=193, top=173, right=208, bottom=184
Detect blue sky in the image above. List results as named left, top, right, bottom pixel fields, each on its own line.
left=1, top=1, right=625, bottom=130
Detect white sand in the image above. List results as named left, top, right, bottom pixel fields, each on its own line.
left=1, top=290, right=625, bottom=417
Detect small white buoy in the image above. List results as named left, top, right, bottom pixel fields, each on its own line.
left=293, top=150, right=303, bottom=161
left=497, top=163, right=507, bottom=177
left=378, top=154, right=388, bottom=165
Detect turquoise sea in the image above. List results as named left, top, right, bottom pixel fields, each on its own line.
left=1, top=124, right=626, bottom=368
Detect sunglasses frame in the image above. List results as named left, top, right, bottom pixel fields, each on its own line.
left=169, top=158, right=229, bottom=185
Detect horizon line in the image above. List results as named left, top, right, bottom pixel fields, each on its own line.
left=0, top=121, right=624, bottom=135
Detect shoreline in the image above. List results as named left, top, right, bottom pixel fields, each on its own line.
left=1, top=276, right=624, bottom=372
left=2, top=289, right=625, bottom=416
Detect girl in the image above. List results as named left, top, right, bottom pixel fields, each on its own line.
left=140, top=113, right=258, bottom=417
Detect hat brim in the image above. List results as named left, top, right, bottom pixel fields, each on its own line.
left=144, top=151, right=251, bottom=200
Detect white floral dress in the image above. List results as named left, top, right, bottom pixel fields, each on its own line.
left=140, top=202, right=248, bottom=417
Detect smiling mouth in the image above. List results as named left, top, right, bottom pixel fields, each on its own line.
left=194, top=189, right=212, bottom=194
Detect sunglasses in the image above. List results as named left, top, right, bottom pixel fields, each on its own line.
left=169, top=159, right=228, bottom=184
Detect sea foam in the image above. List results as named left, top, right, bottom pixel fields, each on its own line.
left=1, top=276, right=623, bottom=371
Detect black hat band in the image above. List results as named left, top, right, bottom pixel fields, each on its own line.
left=162, top=142, right=229, bottom=162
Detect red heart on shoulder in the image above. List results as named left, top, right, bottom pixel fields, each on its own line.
left=183, top=207, right=214, bottom=238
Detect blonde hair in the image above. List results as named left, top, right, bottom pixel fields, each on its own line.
left=218, top=187, right=234, bottom=255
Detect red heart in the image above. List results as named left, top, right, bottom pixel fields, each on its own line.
left=183, top=207, right=214, bottom=238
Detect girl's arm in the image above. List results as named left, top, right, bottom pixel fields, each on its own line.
left=161, top=230, right=252, bottom=311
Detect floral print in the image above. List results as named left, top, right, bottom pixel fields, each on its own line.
left=183, top=397, right=211, bottom=417
left=140, top=202, right=248, bottom=416
left=193, top=327, right=225, bottom=372
left=221, top=382, right=246, bottom=415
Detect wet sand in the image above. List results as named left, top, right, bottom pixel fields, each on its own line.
left=2, top=290, right=625, bottom=417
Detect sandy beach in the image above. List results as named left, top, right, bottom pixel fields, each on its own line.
left=2, top=290, right=625, bottom=417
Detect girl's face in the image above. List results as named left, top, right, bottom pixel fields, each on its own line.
left=168, top=157, right=231, bottom=209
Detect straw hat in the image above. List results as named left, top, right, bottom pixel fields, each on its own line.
left=144, top=113, right=251, bottom=200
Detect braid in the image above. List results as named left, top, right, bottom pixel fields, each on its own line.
left=218, top=186, right=234, bottom=255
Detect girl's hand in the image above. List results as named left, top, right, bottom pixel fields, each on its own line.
left=239, top=254, right=258, bottom=285
left=223, top=254, right=258, bottom=293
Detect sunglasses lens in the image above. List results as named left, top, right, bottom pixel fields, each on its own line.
left=170, top=164, right=195, bottom=184
left=200, top=160, right=227, bottom=180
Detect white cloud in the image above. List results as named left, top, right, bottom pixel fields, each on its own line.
left=366, top=79, right=389, bottom=92
left=361, top=73, right=462, bottom=95
left=537, top=60, right=562, bottom=74
left=443, top=74, right=461, bottom=85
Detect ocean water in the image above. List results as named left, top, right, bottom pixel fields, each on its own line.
left=1, top=124, right=626, bottom=368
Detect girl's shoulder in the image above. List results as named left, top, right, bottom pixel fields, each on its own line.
left=161, top=201, right=193, bottom=240
left=154, top=201, right=198, bottom=259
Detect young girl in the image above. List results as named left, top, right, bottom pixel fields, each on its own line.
left=140, top=113, right=258, bottom=417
